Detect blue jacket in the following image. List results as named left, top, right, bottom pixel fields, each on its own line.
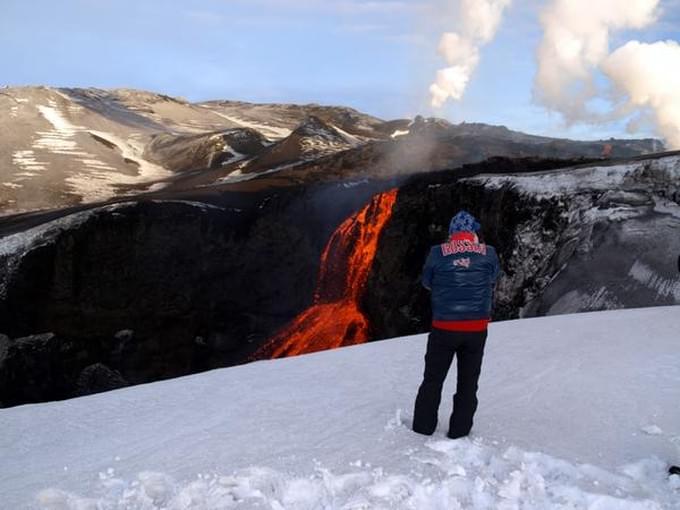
left=422, top=238, right=500, bottom=321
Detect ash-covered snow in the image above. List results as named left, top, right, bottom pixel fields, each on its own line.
left=5, top=93, right=173, bottom=204
left=149, top=200, right=226, bottom=212
left=64, top=130, right=172, bottom=201
left=11, top=149, right=48, bottom=177
left=0, top=203, right=134, bottom=260
left=0, top=199, right=221, bottom=262
left=341, top=178, right=369, bottom=189
left=205, top=109, right=292, bottom=140
left=654, top=196, right=680, bottom=219
left=35, top=102, right=91, bottom=156
left=465, top=155, right=680, bottom=199
left=218, top=161, right=301, bottom=184
left=329, top=124, right=365, bottom=146
left=391, top=129, right=410, bottom=138
left=1, top=182, right=23, bottom=189
left=1, top=307, right=679, bottom=509
left=629, top=260, right=680, bottom=301
left=546, top=287, right=624, bottom=315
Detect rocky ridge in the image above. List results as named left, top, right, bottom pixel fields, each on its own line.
left=1, top=86, right=661, bottom=216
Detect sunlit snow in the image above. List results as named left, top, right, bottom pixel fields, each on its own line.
left=1, top=307, right=679, bottom=509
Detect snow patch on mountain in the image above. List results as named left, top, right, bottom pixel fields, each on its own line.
left=391, top=129, right=410, bottom=138
left=218, top=162, right=298, bottom=184
left=62, top=130, right=172, bottom=201
left=330, top=124, right=364, bottom=146
left=205, top=109, right=292, bottom=140
left=5, top=97, right=171, bottom=202
left=35, top=102, right=91, bottom=156
left=11, top=149, right=48, bottom=179
left=208, top=134, right=246, bottom=163
left=1, top=182, right=23, bottom=190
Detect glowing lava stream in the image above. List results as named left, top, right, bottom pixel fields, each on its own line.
left=255, top=189, right=398, bottom=359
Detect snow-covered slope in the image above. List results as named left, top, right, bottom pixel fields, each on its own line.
left=1, top=307, right=679, bottom=509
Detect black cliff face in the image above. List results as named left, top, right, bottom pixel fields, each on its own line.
left=0, top=180, right=397, bottom=406
left=362, top=154, right=680, bottom=340
left=362, top=158, right=590, bottom=340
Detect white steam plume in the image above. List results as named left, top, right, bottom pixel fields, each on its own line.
left=534, top=0, right=680, bottom=148
left=534, top=0, right=660, bottom=122
left=602, top=40, right=680, bottom=148
left=430, top=0, right=512, bottom=108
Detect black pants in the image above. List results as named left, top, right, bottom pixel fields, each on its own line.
left=413, top=328, right=487, bottom=438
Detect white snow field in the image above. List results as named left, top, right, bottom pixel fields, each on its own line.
left=1, top=307, right=680, bottom=509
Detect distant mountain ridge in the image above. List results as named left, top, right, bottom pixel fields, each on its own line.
left=0, top=86, right=662, bottom=216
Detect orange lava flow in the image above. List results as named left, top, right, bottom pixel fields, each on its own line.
left=254, top=189, right=398, bottom=359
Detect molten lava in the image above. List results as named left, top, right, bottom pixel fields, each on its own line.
left=254, top=189, right=398, bottom=359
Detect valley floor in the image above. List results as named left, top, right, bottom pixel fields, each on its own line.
left=1, top=307, right=680, bottom=509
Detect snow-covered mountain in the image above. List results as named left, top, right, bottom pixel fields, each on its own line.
left=0, top=87, right=173, bottom=213
left=0, top=87, right=386, bottom=215
left=2, top=307, right=679, bottom=509
left=0, top=86, right=661, bottom=216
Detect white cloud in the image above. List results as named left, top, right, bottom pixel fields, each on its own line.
left=429, top=0, right=513, bottom=108
left=602, top=40, right=680, bottom=148
left=533, top=0, right=660, bottom=123
left=533, top=0, right=680, bottom=148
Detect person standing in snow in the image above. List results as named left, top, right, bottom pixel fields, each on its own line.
left=413, top=210, right=500, bottom=439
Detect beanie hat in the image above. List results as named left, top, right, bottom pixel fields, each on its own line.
left=449, top=210, right=481, bottom=234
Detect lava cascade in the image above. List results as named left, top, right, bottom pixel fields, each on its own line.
left=254, top=189, right=398, bottom=359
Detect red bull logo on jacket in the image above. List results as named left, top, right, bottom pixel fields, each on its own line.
left=453, top=257, right=471, bottom=268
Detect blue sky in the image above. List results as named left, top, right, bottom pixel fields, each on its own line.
left=2, top=0, right=678, bottom=140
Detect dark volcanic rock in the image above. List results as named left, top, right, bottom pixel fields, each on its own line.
left=0, top=332, right=81, bottom=406
left=363, top=154, right=680, bottom=340
left=0, top=200, right=307, bottom=385
left=0, top=182, right=394, bottom=406
left=76, top=363, right=128, bottom=396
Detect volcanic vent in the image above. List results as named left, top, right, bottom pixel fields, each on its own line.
left=253, top=189, right=398, bottom=359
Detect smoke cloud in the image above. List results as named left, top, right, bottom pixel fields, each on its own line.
left=430, top=0, right=512, bottom=108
